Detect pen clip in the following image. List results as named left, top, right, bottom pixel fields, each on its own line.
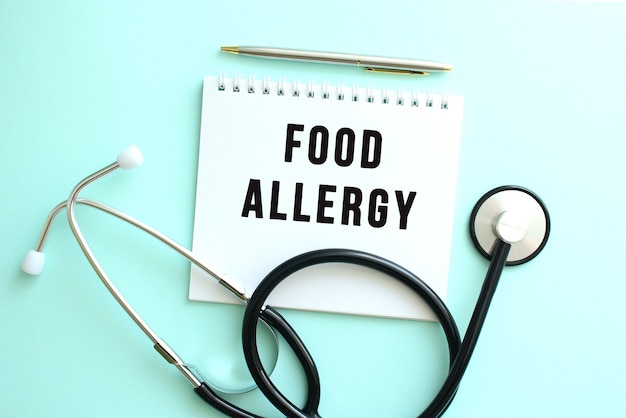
left=365, top=67, right=430, bottom=76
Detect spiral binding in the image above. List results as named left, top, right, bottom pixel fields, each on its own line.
left=217, top=72, right=450, bottom=110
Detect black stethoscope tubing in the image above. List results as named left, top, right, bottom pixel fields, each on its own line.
left=241, top=241, right=512, bottom=418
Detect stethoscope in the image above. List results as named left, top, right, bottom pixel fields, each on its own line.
left=22, top=146, right=550, bottom=417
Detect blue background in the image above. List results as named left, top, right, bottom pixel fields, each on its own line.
left=2, top=1, right=625, bottom=417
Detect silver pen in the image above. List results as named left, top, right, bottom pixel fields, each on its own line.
left=221, top=46, right=452, bottom=76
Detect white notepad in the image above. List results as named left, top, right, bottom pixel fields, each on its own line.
left=189, top=75, right=464, bottom=320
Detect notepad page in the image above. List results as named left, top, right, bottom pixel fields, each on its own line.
left=189, top=75, right=464, bottom=321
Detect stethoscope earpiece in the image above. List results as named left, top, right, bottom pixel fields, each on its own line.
left=116, top=145, right=144, bottom=170
left=21, top=249, right=45, bottom=276
left=470, top=186, right=550, bottom=265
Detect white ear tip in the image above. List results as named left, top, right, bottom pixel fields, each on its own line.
left=117, top=145, right=144, bottom=170
left=22, top=250, right=45, bottom=275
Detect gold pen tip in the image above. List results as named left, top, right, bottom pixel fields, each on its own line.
left=221, top=46, right=239, bottom=54
left=444, top=64, right=453, bottom=71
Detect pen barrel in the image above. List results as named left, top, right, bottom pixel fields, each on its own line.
left=232, top=47, right=452, bottom=73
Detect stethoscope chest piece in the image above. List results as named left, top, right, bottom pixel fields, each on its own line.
left=470, top=186, right=550, bottom=265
